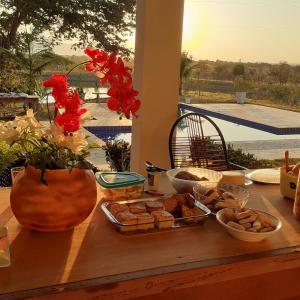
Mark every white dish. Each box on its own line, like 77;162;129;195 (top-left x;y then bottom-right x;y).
166;167;222;194
246;169;280;184
216;208;282;242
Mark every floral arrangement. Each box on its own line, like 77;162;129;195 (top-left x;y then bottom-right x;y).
0;47;140;183
43;47;140;133
102;139;131;172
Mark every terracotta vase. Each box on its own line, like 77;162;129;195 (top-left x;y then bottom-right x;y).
10;165;97;232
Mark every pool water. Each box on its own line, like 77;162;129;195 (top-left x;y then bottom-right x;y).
197;117;300;142
111;114;300;145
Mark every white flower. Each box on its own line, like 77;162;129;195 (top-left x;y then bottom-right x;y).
12;118;29;131
46;123;65;145
62;132;88;153
24;109;43;129
0;109;43;145
47;123;64;136
34;128;47;138
45;123;88;153
12;109;43;132
0;122;20;144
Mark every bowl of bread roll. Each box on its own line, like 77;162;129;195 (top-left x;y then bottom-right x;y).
193;183;249;214
216;207;282;242
166;167;222;194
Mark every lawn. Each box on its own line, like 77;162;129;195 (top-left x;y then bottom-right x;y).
184;91;300;113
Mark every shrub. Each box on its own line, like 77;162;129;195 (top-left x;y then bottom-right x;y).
0;141;23;174
0;57;27;92
102;139;131;172
227;144;298;169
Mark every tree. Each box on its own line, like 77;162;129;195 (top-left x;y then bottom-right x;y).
268;62;291;85
233;63;245;77
0;0;135;55
213;62;232;80
193;62;210;96
180;52;194;96
0;33;71;94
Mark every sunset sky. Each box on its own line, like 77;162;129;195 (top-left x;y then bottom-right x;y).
54;0;300;64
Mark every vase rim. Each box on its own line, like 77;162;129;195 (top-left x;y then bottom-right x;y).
26;165;92;174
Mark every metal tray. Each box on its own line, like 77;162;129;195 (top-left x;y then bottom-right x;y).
100;196;211;234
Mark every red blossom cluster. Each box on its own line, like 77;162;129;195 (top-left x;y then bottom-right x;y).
42;75;86;133
84;47;140;118
42;47;140;133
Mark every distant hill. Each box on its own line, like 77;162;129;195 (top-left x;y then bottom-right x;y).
43;54;134;73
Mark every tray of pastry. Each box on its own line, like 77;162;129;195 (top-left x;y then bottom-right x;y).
101;193;211;234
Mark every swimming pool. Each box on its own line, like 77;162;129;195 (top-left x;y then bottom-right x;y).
85;107;300;144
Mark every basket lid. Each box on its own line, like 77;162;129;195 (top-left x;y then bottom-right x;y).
96;172;145;188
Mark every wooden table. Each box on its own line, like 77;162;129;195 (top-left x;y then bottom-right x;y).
1;177;300;300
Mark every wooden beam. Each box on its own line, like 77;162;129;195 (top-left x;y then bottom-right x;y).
130;0;184;174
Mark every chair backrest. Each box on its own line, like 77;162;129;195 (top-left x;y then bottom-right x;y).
169;112;229;171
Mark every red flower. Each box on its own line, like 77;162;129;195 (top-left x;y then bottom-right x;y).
42;74;69;107
84;47;109;72
43;74;68;90
43;47;140;136
54;90;86;133
107;97;120;111
54;113;81;133
84;47;140;118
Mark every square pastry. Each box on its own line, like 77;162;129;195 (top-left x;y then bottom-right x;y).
117;212;138;232
151;211;174;229
145;201;165;213
136;213;155;230
129;203;147;214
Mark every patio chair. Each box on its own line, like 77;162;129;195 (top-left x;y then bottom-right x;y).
168;112;243;171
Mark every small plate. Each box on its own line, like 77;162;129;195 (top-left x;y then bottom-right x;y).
246;169;280;184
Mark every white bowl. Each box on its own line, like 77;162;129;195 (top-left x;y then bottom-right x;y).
216;208;282;242
166;167;223;194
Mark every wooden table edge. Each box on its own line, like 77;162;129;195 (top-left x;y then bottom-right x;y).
2;244;300;300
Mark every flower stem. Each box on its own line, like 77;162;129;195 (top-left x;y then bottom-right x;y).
65;61;90;76
46;94;52;124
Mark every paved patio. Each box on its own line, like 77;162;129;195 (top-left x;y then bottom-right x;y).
180;103;300;135
82;103;132;127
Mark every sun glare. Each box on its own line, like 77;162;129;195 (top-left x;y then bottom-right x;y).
182;2;210;57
